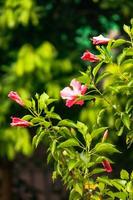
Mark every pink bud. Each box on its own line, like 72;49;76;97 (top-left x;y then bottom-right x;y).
10;117;31;127
92;35;110;45
102;130;109;143
8;91;24;106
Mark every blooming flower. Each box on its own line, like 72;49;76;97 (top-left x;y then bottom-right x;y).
60;79;87;107
10;117;31;127
92;35;110;45
102;160;112;173
81;50;100;62
8;91;24;106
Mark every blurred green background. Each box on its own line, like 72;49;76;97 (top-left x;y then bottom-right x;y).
0;0;132;198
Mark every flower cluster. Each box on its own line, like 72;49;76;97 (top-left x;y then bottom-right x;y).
60;34;110;107
60;34;112;173
8;91;30;127
81;35;110;62
8;33;112;176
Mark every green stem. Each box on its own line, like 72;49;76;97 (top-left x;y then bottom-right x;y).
28;108;38;117
93;84;121;114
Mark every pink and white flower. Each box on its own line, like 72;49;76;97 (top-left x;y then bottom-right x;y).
92;35;110;45
102;160;112;173
8;91;24;106
11;117;31;127
81;50;100;62
60;79;87;107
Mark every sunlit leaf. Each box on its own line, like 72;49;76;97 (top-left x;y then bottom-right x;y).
120;169;129;180
58;138;80;148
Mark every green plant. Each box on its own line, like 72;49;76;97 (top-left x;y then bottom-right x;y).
9;19;133;199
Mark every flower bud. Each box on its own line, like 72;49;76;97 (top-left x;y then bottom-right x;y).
102;129;109;143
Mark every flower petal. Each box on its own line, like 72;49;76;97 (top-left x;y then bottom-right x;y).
81;85;88;95
70;79;81;92
60;87;74;100
102;160;112;173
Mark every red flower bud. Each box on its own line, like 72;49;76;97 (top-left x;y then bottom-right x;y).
81;50;100;62
11;117;31;127
8;91;24;106
102;160;112;173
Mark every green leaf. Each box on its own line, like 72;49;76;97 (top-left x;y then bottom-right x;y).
80;152;90;164
58;127;71;137
113;192;127;199
68;160;79;171
112;39;127;48
52;171;57;182
126;181;133;192
121;113;131;130
96;156;111;163
74;183;83;196
46;112;61;120
69;189;81;200
120;169;129;180
117;50;126;65
58;138;80;148
91;127;108;139
111;179;126;191
97;109;106;125
79;95;95;101
131;171;133;181
85;134;92;149
77;121;88;138
85;162;95;168
96;71;111;84
56;162;62;176
95;143;120;154
97;182;105;191
41;120;51;128
117;126;124;136
97;177;112;186
121;59;133;67
24;99;32;108
90;168;105;176
47;98;57;105
125;47;133;56
31;98;36;110
22;115;33;121
32;131;45;148
92;61;103;78
78;71;91;84
38;92;49;110
51;140;57;155
58;119;77;128
123;24;131;37
126;131;133;148
115;118;121;130
31;117;43;123
40;92;49;101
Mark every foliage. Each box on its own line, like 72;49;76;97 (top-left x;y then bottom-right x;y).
0;0;127;160
9;19;133;199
